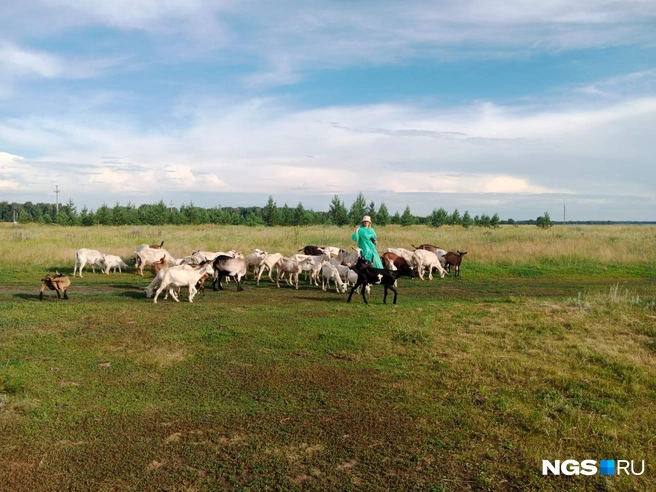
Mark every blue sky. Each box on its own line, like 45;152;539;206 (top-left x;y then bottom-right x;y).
1;0;655;220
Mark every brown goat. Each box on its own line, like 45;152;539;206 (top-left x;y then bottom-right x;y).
40;272;70;300
195;272;211;296
149;255;168;276
149;240;165;249
381;251;411;270
412;243;444;254
443;251;467;277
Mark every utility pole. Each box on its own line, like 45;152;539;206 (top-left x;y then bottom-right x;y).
563;203;566;225
55;185;60;214
169;200;174;213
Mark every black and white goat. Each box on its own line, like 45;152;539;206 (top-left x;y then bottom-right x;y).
347;256;416;305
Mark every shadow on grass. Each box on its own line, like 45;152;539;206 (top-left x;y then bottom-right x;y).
116;290;148;299
13;293;68;301
107;283;145;290
295;295;346;303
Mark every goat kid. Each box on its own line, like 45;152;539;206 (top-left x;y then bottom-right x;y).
98;254;129;274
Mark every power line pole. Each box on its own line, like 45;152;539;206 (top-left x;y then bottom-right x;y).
563;203;566;225
54;185;60;214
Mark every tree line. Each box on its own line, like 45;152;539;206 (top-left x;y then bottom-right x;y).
1;193;539;228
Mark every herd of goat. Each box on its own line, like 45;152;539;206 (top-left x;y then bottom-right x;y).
40;241;467;305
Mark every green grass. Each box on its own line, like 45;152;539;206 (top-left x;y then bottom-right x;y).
0;224;655;490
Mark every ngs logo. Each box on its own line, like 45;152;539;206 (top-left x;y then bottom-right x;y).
542;460;645;476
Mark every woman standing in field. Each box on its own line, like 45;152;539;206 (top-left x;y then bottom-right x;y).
352;215;384;268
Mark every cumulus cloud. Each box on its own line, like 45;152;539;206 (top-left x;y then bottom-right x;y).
2;88;653;213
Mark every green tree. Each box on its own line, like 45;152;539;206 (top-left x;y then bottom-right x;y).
400;205;415;226
80;206;95;226
490;213;500;228
376;202;391;226
349;192;367;225
95;203;113;225
461;211;473;228
448;209;462;225
329;195;349;226
428;207;448;227
366;200;376;218
536;211;553;229
18;208;32;223
262;196;280;226
150;200;169;225
112;202;128;225
280;203;293;226
293;202;311;226
244;210;265;226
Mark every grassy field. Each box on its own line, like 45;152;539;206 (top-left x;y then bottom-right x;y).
1;223;655;491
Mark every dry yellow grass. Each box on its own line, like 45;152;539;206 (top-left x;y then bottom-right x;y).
1;223;654;268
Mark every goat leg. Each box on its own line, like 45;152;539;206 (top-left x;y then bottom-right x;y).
347;283;359;303
389;285;399;304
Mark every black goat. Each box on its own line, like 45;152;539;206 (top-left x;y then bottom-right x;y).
298;245;324;256
347;257;416;305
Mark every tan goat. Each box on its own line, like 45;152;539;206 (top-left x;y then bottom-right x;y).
39;272;71;300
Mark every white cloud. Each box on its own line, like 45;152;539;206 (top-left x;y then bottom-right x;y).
0;42;127;97
2;88;654;212
0;42;62;78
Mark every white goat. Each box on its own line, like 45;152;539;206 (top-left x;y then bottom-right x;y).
276;256;316;289
256;253;284;284
321;263;347;293
291;253;327;286
153;263;214;304
320;246;343;258
411;249;447;280
98;254;129;274
144;264;195;298
245;249;268;279
190;250;237;264
74;248;104;277
135;247;175;276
